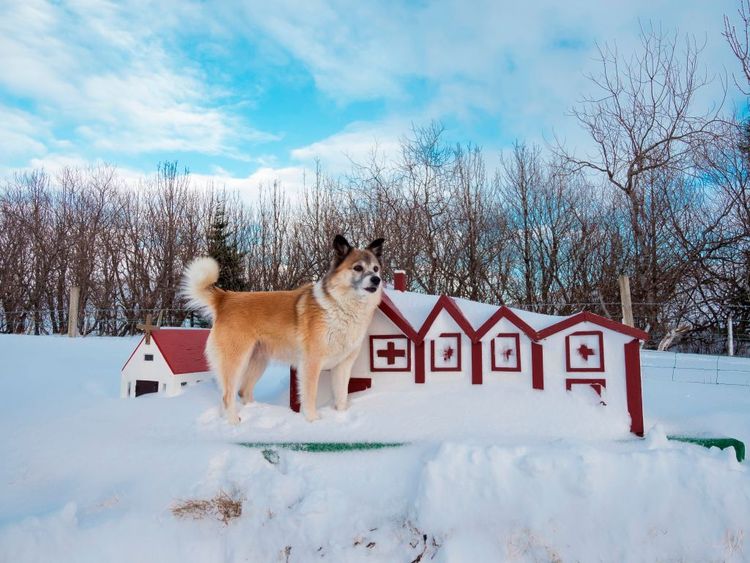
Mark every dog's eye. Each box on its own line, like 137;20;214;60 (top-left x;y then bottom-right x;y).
374;266;379;273
353;265;363;272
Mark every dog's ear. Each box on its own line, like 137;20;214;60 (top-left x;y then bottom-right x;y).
367;238;384;259
333;234;352;260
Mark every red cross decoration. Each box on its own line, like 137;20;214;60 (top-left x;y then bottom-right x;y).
577;343;595;361
443;346;454;362
566;331;604;372
377;340;406;365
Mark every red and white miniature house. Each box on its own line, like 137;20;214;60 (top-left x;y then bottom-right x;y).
121;328;210;398
310;273;650;436
535;312;648;435
473;306;541;388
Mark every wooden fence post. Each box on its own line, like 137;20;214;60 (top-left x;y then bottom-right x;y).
618;275;634;328
67;286;80;337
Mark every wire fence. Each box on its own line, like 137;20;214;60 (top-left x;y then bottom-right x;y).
0;308;208;337
641;350;750;387
1;302;746;358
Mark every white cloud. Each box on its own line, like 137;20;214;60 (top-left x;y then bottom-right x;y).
238;0;738;150
11;152;308;206
290;120;406;175
0;0;275;160
0;105;48;159
188;166;309;204
2;0;740;184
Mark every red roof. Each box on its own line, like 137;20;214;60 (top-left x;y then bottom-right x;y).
123;328;210;375
474;306;539;341
379;293;419;341
536;311;649;341
417;295;477;342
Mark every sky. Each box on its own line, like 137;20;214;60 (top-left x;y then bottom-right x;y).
0;0;744;197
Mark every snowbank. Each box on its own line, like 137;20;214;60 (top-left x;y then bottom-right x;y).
1;334;749;562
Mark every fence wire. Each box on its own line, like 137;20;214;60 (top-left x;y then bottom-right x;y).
1;303;746;358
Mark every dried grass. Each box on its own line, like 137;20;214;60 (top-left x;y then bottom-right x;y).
171;489;243;525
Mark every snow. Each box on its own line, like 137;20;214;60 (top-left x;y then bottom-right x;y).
385;290;572;333
507;306;569;331
451;296;498;327
1;334;749;562
383;289;438;329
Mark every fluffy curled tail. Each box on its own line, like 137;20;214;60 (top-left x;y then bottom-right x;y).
182;257;220;319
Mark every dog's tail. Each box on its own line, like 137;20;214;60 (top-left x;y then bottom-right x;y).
181;257;221;319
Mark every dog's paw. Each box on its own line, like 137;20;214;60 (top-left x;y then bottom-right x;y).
226;411;241;425
335;400;349;412
304;410;320;422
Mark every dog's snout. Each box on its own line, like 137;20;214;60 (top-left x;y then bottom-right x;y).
371;276;381;286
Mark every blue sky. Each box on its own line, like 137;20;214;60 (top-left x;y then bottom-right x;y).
0;0;742;196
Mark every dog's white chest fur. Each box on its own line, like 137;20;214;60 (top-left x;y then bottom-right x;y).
313;283;375;368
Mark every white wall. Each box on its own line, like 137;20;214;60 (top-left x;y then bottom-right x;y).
121;339;210;398
479;317;533;385
539;322;634;411
121;339;171;397
423;311;472;383
351;309;415;389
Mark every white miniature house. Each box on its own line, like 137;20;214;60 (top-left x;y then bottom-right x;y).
121;328;211;398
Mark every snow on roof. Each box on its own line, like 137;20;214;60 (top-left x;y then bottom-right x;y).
385;291;581;337
506;307;570;332
451;297;499;327
384;289;439;330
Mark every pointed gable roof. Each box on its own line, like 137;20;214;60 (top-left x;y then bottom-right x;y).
417;295;477;342
122;328;210;375
379;293;419;341
475;306;539;340
536;311;649;341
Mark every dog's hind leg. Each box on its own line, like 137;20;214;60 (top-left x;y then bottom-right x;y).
298;356;322;422
212;339;254;425
239;347;268;405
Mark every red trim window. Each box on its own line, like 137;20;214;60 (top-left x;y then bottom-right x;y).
491;333;521;372
565;331;605;372
566;378;607;405
566;378;606;396
430;333;462;372
369;335;411;372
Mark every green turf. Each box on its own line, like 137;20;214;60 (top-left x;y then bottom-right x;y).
237;441;406;453
240;438;746;462
667;436;745;462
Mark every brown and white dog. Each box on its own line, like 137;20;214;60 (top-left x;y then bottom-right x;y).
182;235;384;424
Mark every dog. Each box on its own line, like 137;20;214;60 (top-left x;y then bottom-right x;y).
182;235;384;424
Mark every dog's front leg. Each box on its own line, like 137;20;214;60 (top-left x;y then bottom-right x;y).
299;357;323;422
331;349;359;411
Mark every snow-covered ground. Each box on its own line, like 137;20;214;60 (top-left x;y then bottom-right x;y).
1;334;749;562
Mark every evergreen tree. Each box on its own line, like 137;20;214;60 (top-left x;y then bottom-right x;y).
207;198;247;291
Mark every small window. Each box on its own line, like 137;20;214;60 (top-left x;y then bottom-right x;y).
181;382;187;387
144;354;154;361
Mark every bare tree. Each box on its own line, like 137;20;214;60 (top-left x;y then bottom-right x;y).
724;0;750;93
560;24;725;329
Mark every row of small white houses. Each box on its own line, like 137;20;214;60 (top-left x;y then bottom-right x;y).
122;285;648;435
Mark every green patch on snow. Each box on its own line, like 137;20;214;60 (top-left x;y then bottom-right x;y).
237;441;406;453
667;435;745;463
